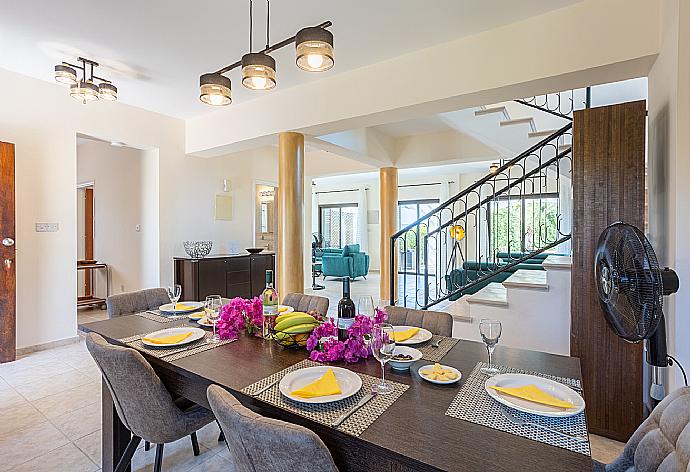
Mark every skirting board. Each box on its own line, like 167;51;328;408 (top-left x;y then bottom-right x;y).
16;335;80;357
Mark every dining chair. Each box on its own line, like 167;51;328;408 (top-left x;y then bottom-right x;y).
86;333;216;472
207;385;339;472
106;287;170;318
592;386;690;471
282;293;330;316
384;305;453;337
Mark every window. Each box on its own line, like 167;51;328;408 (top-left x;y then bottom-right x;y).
397;199;439;275
319;204;359;248
488;194;559;253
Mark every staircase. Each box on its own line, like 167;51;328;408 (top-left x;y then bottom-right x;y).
390;92;576;313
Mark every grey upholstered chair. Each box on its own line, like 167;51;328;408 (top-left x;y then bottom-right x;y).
384;305;453;337
207;385;339;472
593;387;690;471
106;287;170;318
282;293;329;316
86;333;215;472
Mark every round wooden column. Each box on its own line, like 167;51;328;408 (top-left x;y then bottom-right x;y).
379;167;398;302
277;132;305;296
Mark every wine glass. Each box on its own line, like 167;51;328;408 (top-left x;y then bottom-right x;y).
167;284;182;311
357;296;375;319
371;323;396;395
479;319;502;375
205;295;222;343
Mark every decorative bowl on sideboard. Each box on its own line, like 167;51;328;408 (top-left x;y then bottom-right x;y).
183;241;213;259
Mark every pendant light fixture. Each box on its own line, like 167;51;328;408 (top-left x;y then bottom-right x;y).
241;0;276;91
54;57;117;104
199;1;333;106
295;26;334;72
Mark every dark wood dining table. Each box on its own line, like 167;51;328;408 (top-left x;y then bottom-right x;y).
80;316;594;472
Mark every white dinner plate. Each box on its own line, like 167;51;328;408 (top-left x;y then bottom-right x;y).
418;364;462;385
188;311;205;320
279;366;362;404
389;346;423;370
484;373;585;418
141;327;206;348
277;305;294;315
392;326;433;345
159;301;204;314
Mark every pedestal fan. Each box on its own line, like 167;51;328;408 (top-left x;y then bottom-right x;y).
594;222;685;403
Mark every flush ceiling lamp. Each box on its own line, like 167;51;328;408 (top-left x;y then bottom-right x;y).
54;57;117;104
199;0;333;106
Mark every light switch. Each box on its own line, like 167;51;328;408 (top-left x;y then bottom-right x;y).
36;222;59;232
135;224;141;232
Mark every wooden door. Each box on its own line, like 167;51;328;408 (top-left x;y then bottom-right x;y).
84;187;94;296
571;101;646;441
0;142;16;363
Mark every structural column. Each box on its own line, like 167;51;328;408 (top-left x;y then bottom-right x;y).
379;167;398;302
277;132;305;296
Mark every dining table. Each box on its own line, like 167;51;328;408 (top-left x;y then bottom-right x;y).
79;315;594;472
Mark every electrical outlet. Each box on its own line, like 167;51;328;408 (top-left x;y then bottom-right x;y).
135;224;141;232
36;222;59;232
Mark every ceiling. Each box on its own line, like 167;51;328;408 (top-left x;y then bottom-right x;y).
0;0;578;119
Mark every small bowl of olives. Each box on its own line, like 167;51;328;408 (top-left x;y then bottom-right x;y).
389;346;423;371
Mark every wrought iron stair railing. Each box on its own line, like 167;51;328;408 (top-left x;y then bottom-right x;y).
390;98;574;309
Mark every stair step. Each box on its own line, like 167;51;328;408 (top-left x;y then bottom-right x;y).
474;106;509;118
543;255;572;270
466;282;508;306
503;269;548;290
500;117;535;128
528;129;561;138
559;144;572;153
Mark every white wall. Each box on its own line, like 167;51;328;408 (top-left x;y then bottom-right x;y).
648;0;690;393
77;140;159;295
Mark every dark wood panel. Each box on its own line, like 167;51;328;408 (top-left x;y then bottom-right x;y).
197;259;227;299
250;254;274;297
571;100;646;441
0;142;15;363
81;315;592;472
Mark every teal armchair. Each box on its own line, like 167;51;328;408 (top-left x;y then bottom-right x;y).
321;244;370;280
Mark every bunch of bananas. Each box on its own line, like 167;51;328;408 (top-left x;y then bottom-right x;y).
272;311;321;347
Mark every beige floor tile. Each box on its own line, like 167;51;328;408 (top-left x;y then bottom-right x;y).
12;367;96;401
0;360;76;388
0;352;60;376
0;385;30;411
0;402;46;435
11;443;99;472
187;452;234;472
32;381;101;420
131;434;216;472
74;430;102;467
590;433;625;464
0;420;70;471
60;351;97;370
51;401;102;441
194;421;225;455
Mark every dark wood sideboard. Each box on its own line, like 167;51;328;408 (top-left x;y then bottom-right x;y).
173;253;275;301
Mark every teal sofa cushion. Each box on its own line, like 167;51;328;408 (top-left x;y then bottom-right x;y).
321;245;369;279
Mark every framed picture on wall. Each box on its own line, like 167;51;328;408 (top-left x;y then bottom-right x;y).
215;195;233;220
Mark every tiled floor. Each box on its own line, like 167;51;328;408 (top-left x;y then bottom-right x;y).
1;305;624;471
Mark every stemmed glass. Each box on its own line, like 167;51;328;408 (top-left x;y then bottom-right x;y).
205;295;222;343
479;319;502;376
371;323;396;395
357;296;375;319
167;284;182;311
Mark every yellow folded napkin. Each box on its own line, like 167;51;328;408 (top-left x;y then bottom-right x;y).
392;328;420;342
489;384;575;409
291;368;342;398
278;306;290;313
142;332;193;345
171;303;194;311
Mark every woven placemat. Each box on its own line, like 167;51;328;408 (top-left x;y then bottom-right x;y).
242;359;409;437
445;362;589;455
135;310;196;323
119;328;235;360
415;335;459;362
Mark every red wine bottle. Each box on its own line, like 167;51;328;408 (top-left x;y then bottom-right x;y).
337;277;356;341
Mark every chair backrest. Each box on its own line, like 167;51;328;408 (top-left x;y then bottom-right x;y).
207;385;338;472
384;305;453;337
603;387;690;471
85;333;190;444
106;288;170;318
282;293;329;316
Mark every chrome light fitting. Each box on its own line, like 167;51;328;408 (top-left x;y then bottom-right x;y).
199;0;333;106
54;57;117;104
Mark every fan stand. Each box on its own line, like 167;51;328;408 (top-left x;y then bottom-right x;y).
647;314;669;406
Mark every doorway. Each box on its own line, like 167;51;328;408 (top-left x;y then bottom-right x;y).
0;141;16;363
77;183;95;299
